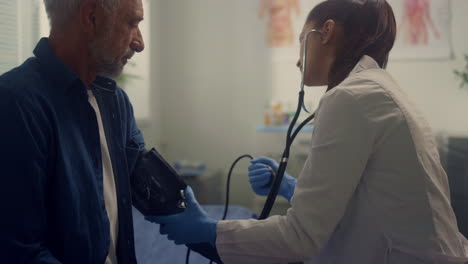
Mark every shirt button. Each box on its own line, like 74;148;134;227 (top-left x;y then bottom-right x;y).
102;203;106;209
95;159;102;167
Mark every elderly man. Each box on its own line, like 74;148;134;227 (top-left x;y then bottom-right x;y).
0;0;146;263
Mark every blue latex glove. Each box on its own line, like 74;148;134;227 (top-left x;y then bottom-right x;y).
248;156;297;201
145;186;218;246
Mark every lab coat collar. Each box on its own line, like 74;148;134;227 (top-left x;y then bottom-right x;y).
349;55;381;76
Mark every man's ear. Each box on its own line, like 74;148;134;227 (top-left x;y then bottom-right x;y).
321;19;336;45
80;0;98;37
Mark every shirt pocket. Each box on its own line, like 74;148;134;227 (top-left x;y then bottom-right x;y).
125;139;141;174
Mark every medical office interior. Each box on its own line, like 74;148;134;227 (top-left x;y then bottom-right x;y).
1;0;467;263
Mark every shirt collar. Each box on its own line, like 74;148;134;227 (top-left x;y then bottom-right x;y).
33;37;117;95
349;55;381;76
33;38;81;91
92;76;117;95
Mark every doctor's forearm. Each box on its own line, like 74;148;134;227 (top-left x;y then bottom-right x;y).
216;213;322;264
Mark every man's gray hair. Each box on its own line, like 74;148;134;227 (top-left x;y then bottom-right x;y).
43;0;121;30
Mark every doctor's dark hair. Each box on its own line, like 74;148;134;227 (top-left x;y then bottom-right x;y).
307;0;396;90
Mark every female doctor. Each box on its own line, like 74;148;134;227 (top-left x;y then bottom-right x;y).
147;0;468;263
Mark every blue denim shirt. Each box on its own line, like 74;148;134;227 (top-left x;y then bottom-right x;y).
0;38;145;264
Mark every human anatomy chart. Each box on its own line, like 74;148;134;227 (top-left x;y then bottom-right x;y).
257;0;452;61
258;0;301;48
389;0;452;60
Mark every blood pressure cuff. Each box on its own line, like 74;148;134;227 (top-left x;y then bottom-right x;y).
131;148;187;216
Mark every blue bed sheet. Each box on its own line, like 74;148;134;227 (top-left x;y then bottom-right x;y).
133;205;256;264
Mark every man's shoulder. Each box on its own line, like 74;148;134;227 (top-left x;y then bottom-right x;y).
0;57;45;99
114;85;135;112
0;58;53;121
114;85;131;102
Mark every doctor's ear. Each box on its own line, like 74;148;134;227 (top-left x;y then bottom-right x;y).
320;19;336;45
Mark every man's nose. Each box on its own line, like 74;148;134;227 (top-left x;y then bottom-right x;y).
131;28;145;53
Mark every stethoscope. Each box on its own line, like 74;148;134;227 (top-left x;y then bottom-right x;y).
223;29;325;221
192;29;325;264
258;29;323;219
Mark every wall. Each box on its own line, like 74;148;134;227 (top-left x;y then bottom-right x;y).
153;0;272;170
272;0;468;135
148;0;468;209
387;0;468;136
123;0;151;122
136;0;162;148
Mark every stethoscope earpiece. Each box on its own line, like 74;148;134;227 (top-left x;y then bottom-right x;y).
301;29;324;113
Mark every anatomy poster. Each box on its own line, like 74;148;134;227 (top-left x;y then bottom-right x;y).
258;0;318;60
389;0;453;60
258;0;453;61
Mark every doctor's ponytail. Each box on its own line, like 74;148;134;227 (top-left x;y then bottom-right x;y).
307;0;396;90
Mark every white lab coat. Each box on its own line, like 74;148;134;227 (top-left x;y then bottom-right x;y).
216;56;468;264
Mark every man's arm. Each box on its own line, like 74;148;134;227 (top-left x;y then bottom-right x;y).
0;90;61;263
123;91;224;262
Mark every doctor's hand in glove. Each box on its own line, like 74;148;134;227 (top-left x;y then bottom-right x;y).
145;186;218;246
248;156;297;202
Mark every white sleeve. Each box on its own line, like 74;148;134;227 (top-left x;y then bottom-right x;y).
216;88;376;264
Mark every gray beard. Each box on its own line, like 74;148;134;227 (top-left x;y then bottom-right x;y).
89;39;123;79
